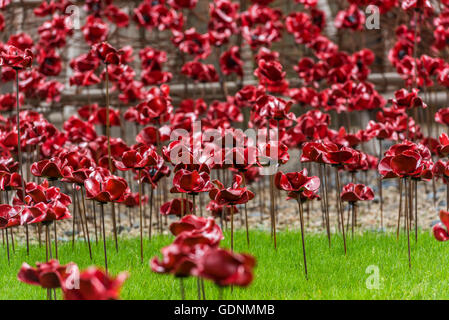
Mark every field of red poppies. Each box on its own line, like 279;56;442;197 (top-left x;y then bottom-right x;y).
1;0;449;301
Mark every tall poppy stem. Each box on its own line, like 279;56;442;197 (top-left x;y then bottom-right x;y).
396;178;403;241
414;179;418;243
241;174;250;248
80;187;92;260
351;203;356;238
180;278;185;300
54;221;58;260
180;192;185;218
406;178;412;269
335;166;347;255
100;203;108;273
5;229;9;264
432;176;437;207
104;63;118;253
46;224;53;260
197;277;201;300
319;164;331;247
10;228;15;253
92;201;98;244
45;223;52;301
257;178;264;223
266;119;276;248
230;205;234;251
14;68;29;255
378;139;383;229
201;279;206;300
297;199;308;280
138;169;144;263
269;174;276;249
71;189;77;248
149;187;154;241
446;183;448;212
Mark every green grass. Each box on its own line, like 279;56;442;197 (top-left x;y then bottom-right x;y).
1;229;449;299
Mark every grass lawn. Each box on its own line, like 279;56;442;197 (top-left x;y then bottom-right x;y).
1;229;448;300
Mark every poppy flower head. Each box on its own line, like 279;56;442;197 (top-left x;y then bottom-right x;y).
84;170;128;203
194;248;256;287
92;42;122;65
17;260;74;289
63;266;128;300
275;169;320;195
172;169;213;195
340;183;374;203
0;45;33;70
433;210;449;241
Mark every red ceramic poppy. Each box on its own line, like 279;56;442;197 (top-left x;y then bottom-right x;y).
70;52;100;73
431;162;449;188
0;172;23;192
31;158;64;180
225;147;258;173
21;201;72;226
401;0;433;11
211;174;255;206
170;214;214;235
169;214;224;247
133;96;173;122
38;14;73;49
7;32;33;51
334;4;365;31
0;204;22;228
160;198;193;216
84;170;128;203
172;169;213;195
390;88;427;110
0;45;33;69
254;94;295;121
104;4;130;27
18;260;73;289
438;133;449;157
219;46;243;77
82;15;109;45
194;248;256;287
63;267;128;300
340;183;374;203
114;148;159;171
168;0;198;9
88;107;121;127
254;59;288;92
378;141;431;179
433;210;449;241
172;28;210;59
139;159;171;188
206;200;237;220
285;11;320;45
63;116;97;143
93;42;121;65
436;108;449;126
275;169;320;197
122;192;148;208
37;49;62;76
20;180;71;206
0;13;5;32
181;61;218;83
151;242;206;277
